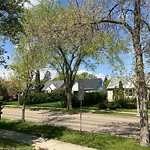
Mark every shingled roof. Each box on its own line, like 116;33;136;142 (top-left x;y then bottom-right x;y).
42;80;64;91
82;78;103;90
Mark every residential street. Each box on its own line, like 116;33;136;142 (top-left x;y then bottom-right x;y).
2;107;140;139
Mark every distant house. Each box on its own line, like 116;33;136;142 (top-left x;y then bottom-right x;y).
107;75;150;101
72;78;104;93
41;80;64;93
42;78;104;93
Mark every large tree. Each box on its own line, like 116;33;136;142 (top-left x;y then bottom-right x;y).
0;0;28;66
24;1;127;109
78;0;150;146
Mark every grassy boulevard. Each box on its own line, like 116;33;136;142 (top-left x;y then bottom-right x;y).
0;137;32;149
1;118;150;150
2;101;150;149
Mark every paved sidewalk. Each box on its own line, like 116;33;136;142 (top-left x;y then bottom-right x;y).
0;129;97;150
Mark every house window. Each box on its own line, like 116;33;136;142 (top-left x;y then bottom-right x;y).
125;89;133;97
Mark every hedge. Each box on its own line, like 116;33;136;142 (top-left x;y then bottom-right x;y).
105;98;137;110
71;92;107;108
19;90;107;108
19;89;66;105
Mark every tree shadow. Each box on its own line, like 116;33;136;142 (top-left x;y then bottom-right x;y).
0;119;68;141
0;137;31;149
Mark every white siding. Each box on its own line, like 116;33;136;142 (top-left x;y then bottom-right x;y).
107;90;113;102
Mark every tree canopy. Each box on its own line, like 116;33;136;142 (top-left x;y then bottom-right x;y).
0;0;28;66
21;0;127;109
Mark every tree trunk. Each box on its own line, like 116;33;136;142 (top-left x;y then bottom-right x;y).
66;86;73;109
22;102;25;122
22;92;27;122
133;0;149;146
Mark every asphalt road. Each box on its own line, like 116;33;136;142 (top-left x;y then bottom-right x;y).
2;107;140;139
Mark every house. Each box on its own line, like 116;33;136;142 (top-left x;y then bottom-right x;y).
42;78;104;93
107;75;150;101
41;80;64;93
72;78;104;93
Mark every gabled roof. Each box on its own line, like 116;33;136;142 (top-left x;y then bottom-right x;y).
82;78;103;90
107;74;150;89
42;80;64;91
107;76;135;89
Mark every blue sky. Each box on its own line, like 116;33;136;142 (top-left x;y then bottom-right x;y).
0;0;147;80
0;40;134;80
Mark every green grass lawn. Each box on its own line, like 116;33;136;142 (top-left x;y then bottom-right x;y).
0;137;32;149
29;101;63;108
3;101;150;117
0;118;150;150
3;101;19;106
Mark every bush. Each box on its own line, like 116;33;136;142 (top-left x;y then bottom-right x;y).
105;101;120;110
19;89;66;105
0;96;3;101
98;101;107;109
118;98;136;109
0;84;9;101
19;90;107;108
72;92;107;108
106;98;137;110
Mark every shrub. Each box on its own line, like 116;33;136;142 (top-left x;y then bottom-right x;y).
106;98;136;110
19;89;66;105
0;84;9;101
19;90;107;108
0;96;3;101
106;101;120;110
98;101;107;109
72;91;107;108
117;98;136;109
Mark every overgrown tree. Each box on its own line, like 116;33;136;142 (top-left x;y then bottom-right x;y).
78;0;150;146
25;1;126;109
72;0;149;146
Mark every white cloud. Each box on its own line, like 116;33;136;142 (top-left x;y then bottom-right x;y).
24;0;40;8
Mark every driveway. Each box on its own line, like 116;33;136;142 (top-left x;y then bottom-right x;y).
2;107;140;139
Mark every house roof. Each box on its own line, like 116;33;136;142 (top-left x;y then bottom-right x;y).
72;78;103;92
82;78;103;90
42;80;64;91
107;74;150;89
107;76;135;89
